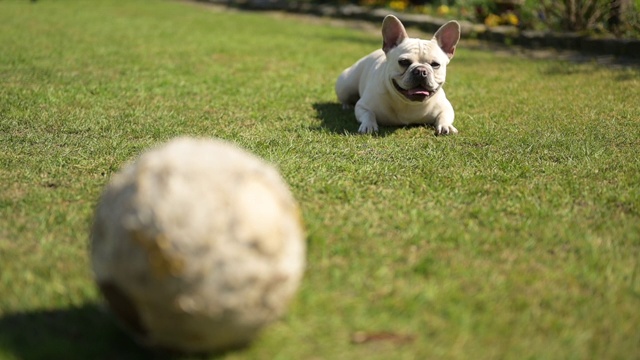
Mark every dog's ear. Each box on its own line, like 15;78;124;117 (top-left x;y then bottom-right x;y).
433;21;461;59
382;15;408;53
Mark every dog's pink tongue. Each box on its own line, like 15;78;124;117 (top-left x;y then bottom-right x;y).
408;88;430;96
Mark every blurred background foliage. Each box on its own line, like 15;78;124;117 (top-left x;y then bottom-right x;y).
273;0;640;38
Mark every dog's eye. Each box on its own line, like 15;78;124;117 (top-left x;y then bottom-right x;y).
398;58;411;68
431;62;441;69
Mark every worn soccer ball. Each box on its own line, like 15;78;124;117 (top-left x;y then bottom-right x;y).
90;137;305;353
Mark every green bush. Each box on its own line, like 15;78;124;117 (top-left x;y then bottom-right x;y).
382;0;640;37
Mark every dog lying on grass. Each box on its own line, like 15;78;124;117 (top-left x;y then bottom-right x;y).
336;15;461;135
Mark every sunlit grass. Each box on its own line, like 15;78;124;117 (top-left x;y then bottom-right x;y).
1;0;639;359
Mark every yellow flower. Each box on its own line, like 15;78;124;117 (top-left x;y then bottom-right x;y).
389;0;408;11
436;5;449;16
502;12;519;26
484;13;501;27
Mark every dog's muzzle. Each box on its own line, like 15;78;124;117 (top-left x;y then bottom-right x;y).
393;66;439;102
393;79;438;102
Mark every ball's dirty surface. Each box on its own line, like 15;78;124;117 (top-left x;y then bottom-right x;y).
90;137;305;353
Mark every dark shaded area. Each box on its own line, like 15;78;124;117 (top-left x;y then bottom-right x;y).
0;304;156;360
99;281;148;337
312;102;359;134
0;304;253;360
312;102;403;136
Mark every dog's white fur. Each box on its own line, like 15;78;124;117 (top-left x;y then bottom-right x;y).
336;15;461;135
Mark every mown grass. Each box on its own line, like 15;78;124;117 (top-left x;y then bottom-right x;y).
1;0;639;359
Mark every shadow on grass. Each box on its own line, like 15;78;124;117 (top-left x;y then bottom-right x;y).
0;304;251;360
0;304;160;360
312;102;399;136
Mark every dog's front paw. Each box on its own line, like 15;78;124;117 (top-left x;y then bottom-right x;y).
358;121;379;134
341;103;353;110
435;124;458;136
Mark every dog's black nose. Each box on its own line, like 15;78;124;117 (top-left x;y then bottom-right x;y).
412;67;429;78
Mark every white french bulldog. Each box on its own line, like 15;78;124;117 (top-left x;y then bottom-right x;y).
335;15;461;135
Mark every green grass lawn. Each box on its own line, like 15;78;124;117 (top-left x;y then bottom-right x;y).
1;0;639;359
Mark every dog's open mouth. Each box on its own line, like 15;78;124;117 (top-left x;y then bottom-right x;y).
393;80;434;102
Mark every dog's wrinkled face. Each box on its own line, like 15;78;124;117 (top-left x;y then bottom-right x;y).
380;16;460;103
388;40;450;102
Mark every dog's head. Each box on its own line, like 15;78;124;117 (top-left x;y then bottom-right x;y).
381;15;460;102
